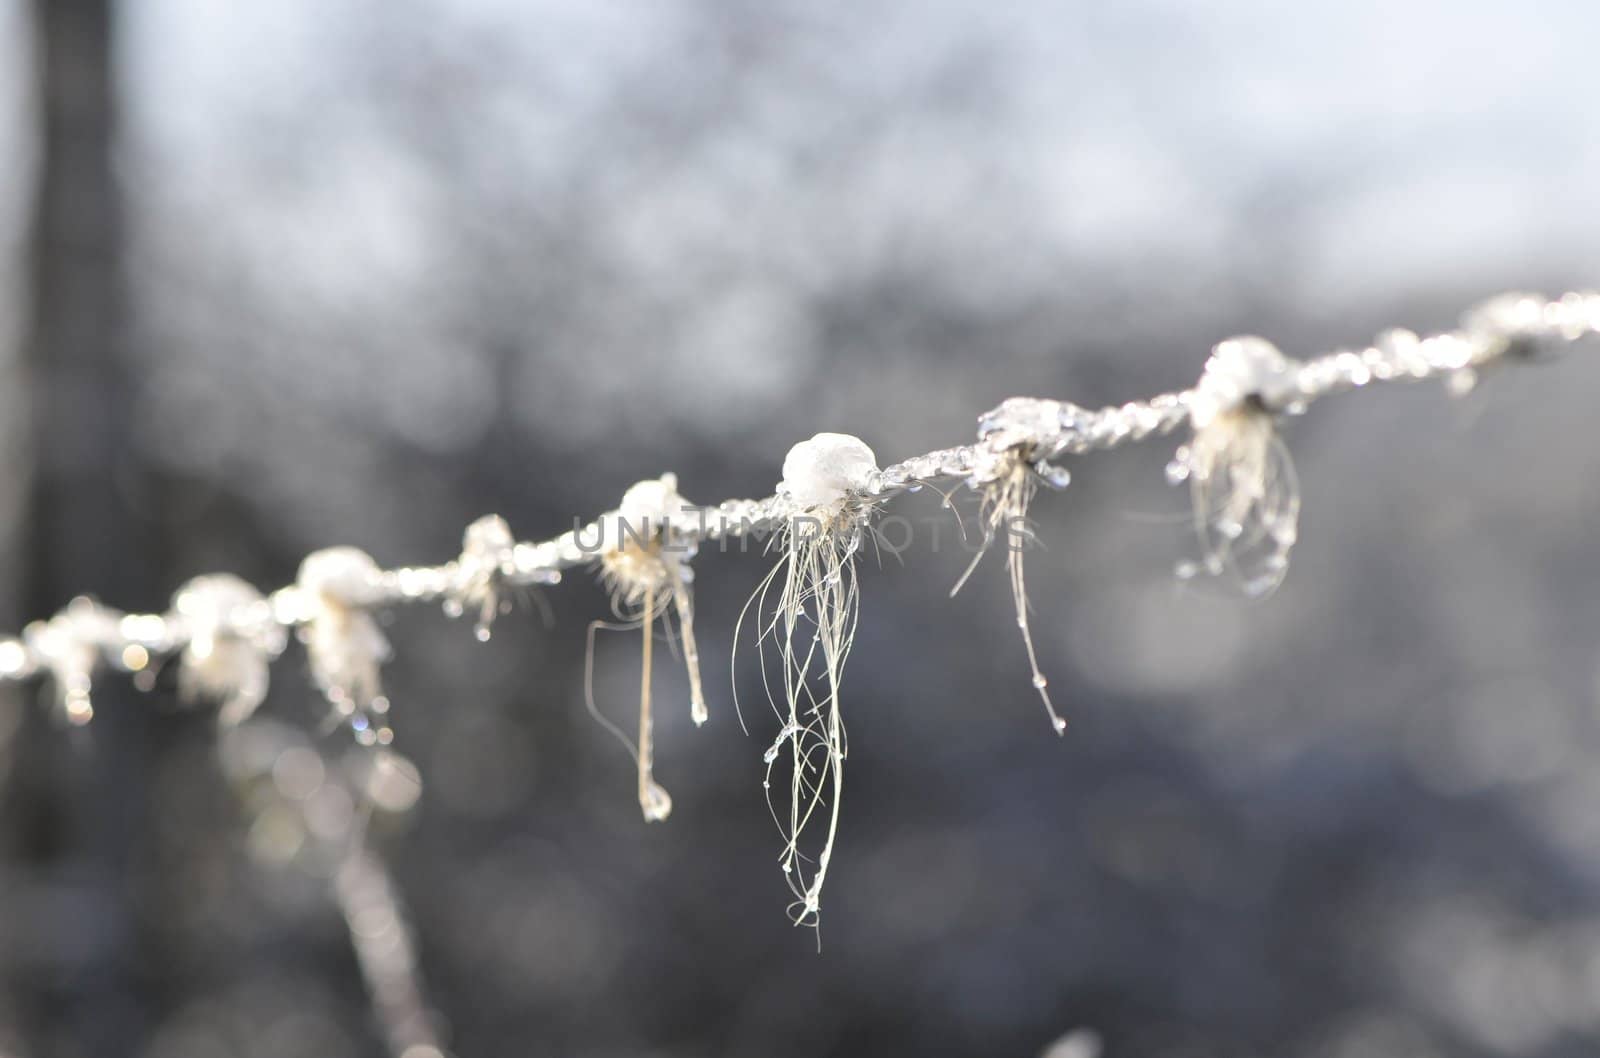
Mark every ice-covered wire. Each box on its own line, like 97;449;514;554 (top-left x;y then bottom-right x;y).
0;289;1590;712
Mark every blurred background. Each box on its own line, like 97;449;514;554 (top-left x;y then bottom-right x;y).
2;1;1600;1056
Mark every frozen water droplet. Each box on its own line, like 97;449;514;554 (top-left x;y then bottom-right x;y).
1217;519;1244;540
442;599;464;619
1038;462;1071;489
641;782;673;822
1051;716;1067;734
763;744;781;764
1174;560;1200;580
1242;577;1275;599
474;623;492;643
1165;460;1190;485
1203;554;1225;575
1031;675;1049;690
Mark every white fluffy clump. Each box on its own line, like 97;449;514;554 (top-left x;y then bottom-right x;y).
1171;337;1302;597
779;432;878;514
621;475;687;523
1188;336;1298;428
296;547;393;745
298;546;385;609
23;599;116;725
173;573;286;729
595;473;695;558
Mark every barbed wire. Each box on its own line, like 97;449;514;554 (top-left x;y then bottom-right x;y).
4;290;1592;719
3;288;1595;1048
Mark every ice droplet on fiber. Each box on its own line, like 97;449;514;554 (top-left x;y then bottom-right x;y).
641;781;673;822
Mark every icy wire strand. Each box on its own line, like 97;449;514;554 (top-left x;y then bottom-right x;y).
0;290;1594;685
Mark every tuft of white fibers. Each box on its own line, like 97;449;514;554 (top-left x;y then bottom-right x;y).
586;473;706;824
448;514;516;641
173;573;287;729
957;399;1074;734
296;547;394;746
1168;336;1301;597
22;597;117;726
741;432;879;929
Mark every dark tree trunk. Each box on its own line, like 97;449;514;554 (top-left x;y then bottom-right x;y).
12;1;154;1054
